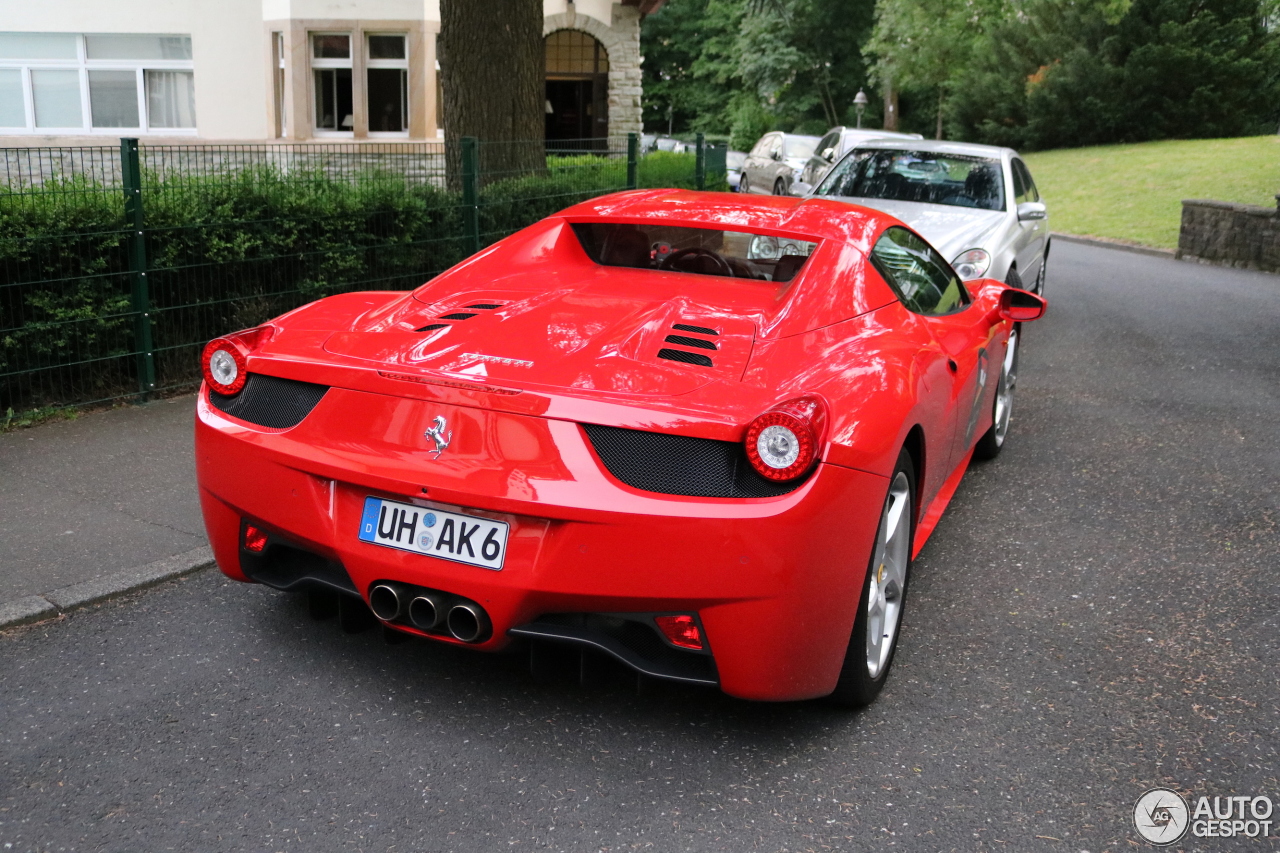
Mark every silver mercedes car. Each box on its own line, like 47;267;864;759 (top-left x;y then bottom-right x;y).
809;139;1049;293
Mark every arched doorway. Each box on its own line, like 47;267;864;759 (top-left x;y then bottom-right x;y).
545;30;609;149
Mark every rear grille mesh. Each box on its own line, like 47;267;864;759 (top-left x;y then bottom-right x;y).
582;423;804;498
209;374;329;429
657;348;713;367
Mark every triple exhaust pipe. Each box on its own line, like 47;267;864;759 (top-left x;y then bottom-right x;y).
369;582;491;643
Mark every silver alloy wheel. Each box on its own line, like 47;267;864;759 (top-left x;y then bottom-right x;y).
992;328;1019;446
773;178;787;196
866;470;911;679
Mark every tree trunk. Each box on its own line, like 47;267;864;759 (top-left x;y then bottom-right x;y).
935;88;944;139
882;74;899;131
440;0;545;190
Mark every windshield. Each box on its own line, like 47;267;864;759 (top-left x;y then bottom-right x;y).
814;149;1006;211
572;222;818;283
783;137;818;160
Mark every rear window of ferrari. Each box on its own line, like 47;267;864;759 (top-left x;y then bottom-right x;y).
571;222;818;283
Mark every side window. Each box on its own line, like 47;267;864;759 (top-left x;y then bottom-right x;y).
750;136;769;157
768;135;783;160
1014;159;1040;202
870;226;970;316
1011;160;1029;205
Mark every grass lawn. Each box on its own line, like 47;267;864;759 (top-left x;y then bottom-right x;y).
1022;135;1280;250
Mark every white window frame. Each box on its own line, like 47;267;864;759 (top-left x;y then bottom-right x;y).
365;32;408;138
0;33;196;136
310;32;353;137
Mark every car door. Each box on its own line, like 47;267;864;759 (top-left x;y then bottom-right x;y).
744;134;774;193
764;134;785;191
870;227;991;494
1010;158;1047;281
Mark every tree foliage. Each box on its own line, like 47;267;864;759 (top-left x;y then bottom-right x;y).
644;0;1280;150
641;0;877;143
949;0;1280;149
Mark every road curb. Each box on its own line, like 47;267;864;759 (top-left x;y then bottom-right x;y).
1054;232;1177;260
0;546;215;631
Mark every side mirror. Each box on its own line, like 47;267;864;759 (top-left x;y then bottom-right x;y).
998;288;1047;322
771;149;782;161
821;147;835;161
1017;201;1047;221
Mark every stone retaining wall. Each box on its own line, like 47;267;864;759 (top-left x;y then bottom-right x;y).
1177;197;1280;273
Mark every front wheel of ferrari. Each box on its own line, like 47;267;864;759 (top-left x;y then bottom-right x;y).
974;327;1019;460
829;449;915;708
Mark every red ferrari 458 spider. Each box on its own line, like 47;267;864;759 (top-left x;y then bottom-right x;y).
195;189;1046;705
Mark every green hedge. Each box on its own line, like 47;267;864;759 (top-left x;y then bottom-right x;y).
0;150;705;414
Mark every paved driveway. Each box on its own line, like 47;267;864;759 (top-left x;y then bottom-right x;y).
1;241;1277;852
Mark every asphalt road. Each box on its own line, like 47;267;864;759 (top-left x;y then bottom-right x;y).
2;241;1278;852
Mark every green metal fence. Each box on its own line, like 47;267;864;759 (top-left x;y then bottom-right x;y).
1;133;725;419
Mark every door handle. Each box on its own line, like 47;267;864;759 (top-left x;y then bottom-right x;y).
947;358;958;373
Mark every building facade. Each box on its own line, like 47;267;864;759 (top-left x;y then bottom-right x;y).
0;0;661;143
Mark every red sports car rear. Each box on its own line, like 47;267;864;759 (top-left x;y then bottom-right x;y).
195;189;1045;703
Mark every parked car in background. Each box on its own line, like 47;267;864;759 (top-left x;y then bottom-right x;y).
726;150;747;191
810;139;1050;293
640;133;658;153
654;137;689;154
739;132;820;196
793;127;925;194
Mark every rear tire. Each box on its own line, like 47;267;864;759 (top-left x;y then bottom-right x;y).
773;178;787;196
830;449;915;708
739;175;751;195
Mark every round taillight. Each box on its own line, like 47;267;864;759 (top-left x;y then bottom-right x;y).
202;338;248;395
744;404;821;482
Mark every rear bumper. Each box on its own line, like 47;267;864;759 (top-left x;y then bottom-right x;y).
195;385;888;701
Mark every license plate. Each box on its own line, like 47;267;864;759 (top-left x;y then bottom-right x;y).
358;497;509;571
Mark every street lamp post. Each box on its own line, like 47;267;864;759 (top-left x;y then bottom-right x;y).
854;89;868;129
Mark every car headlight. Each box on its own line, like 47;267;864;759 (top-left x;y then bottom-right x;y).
950;248;991;281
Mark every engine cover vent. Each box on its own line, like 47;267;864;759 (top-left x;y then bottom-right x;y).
657;348;713;367
664;334;717;351
671;323;718;336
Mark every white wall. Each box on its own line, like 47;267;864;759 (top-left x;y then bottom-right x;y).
2;0;267;139
263;0;426;21
197;0;267;138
